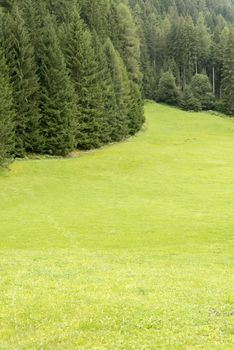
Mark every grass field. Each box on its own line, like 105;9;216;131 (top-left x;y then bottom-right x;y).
0;102;233;349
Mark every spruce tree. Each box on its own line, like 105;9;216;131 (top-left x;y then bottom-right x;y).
79;0;109;39
0;47;15;167
132;3;157;99
92;33;118;144
104;39;130;142
180;88;202;111
33;3;77;155
128;82;144;135
117;4;145;136
115;3;142;84
195;14;211;73
157;71;180;105
60;6;104;149
1;4;40;156
221;29;234;115
190;73;214;110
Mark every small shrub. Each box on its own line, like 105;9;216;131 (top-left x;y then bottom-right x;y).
157;71;180;105
180;88;202;111
190;74;214;110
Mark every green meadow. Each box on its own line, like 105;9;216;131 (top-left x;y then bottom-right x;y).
0;102;233;349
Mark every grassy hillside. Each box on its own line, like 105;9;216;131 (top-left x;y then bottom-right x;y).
0;102;233;349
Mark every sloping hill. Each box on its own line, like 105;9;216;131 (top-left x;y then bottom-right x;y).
0;102;233;349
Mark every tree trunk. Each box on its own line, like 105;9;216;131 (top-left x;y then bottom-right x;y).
183;65;186;89
212;65;215;95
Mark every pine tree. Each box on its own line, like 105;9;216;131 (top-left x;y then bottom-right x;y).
113;2;142;84
180;87;201;111
190;73;214;110
128;82;144;135
1;4;40;156
60;6;104;149
165;57;181;86
0;47;15;166
106;3;145;137
79;0;109;39
132;3;157;99
44;0;76;24
104;39;130;141
33;2;77;155
221;28;234;115
195;13;211;73
92;33;118;144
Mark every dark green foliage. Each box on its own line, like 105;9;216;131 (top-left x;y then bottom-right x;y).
221;28;234;115
0;0;144;161
60;7;105;149
0;48;15;166
168;15;198;88
190;74;215;110
1;4;40;156
128;82;145;135
113;3;142;84
104;39;130;142
157;71;180;105
92;34;117;144
112;3;144;133
132;3;155;99
180;88;202;111
33;3;77;156
214;99;226;114
0;0;12;11
190;74;212;97
129;0;234;113
79;0;109;39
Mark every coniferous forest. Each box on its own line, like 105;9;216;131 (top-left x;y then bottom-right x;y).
0;0;234;167
130;0;234;114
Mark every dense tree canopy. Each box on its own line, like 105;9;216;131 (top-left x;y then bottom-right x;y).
0;47;15;166
130;0;234;113
0;0;144;165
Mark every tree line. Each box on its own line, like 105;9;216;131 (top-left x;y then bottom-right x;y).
130;0;234;114
0;0;144;166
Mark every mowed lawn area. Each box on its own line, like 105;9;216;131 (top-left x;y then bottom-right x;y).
0;102;233;349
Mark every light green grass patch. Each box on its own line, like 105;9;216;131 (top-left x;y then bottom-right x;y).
0;102;233;349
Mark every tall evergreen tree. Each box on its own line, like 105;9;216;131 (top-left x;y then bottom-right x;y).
33;2;77;155
112;3;144;135
0;47;15;166
221;28;234;115
79;0;109;39
190;73;214;110
1;3;40;156
128;82;144;135
195;13;211;73
92;33;118;144
132;3;157;99
60;5;104;149
113;2;142;84
104;39;130;141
